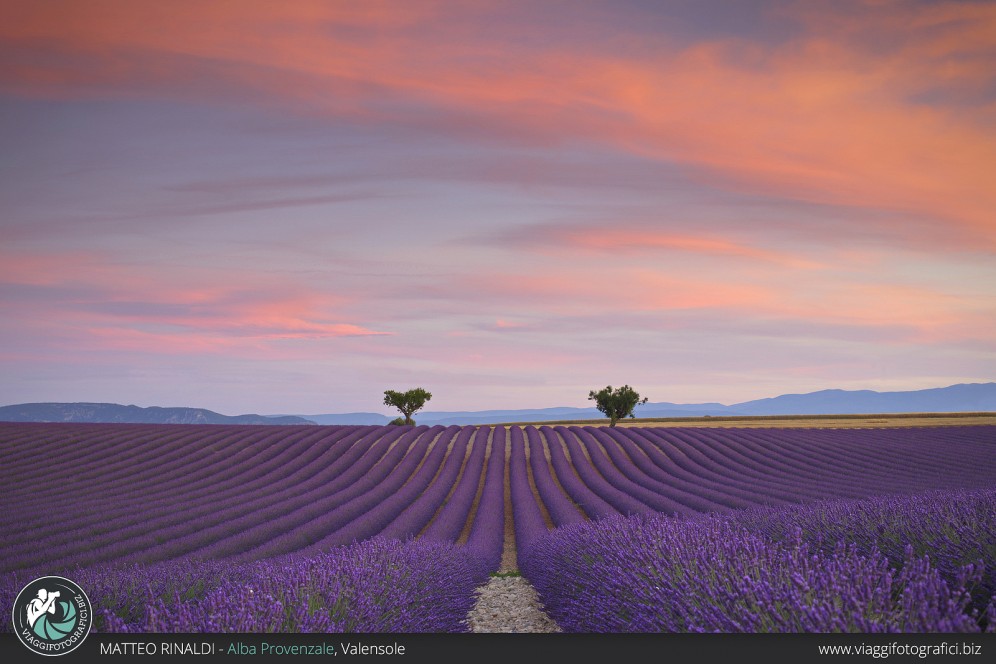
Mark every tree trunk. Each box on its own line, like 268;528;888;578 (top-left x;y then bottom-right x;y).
404;415;413;425
609;416;617;427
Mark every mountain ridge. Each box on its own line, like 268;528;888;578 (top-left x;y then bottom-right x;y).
2;382;993;426
0;402;313;425
296;382;995;426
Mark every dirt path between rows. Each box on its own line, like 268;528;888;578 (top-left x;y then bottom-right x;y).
467;575;561;633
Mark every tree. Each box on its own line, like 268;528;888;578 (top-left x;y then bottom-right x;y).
588;385;648;427
383;388;432;426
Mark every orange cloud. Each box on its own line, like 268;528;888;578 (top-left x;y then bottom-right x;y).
0;247;391;358
772;281;993;345
458;268;777;316
555;227;823;269
442;259;992;348
1;1;992;250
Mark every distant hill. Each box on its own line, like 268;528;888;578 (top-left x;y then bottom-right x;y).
729;382;996;416
0;403;314;425
298;382;996;425
4;383;992;426
295;412;393;426
292;405;734;426
407;404;735;425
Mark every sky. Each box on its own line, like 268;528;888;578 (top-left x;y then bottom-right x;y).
1;0;994;415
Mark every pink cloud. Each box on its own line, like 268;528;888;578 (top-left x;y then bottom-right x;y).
405;258;992;349
1;2;993;411
0;1;992;250
0;248;391;358
499;223;824;269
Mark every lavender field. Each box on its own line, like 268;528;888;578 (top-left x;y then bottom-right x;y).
2;422;994;632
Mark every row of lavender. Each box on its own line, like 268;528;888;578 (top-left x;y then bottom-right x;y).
0;538;492;632
2;424;509;573
509;425;995;560
2;422;994;632
2;421;508;632
4;490;993;633
508;425;995;631
3;423;994;575
519;488;996;632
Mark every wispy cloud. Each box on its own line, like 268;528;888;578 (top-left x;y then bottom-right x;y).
485;221;824;268
2;1;993;248
1;1;993;411
0;249;391;360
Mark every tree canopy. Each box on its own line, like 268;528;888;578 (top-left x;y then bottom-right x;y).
383;388;432;426
588;385;648;427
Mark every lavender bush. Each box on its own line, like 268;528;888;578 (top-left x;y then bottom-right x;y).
509;426;548;555
555;426;652;517
719;488;996;618
2;538;490;633
524;426;586;527
3;422;994;634
521;512;990;632
542;426;618;520
379;426;474;540
420;427;490;542
463;427;506;570
5;423;993;574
